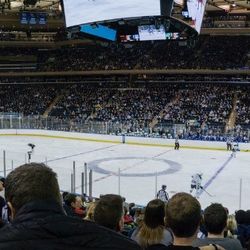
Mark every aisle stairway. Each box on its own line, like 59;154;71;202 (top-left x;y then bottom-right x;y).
225;93;238;133
149;94;180;129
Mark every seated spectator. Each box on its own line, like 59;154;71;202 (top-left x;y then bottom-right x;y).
225;214;238;239
147;192;224;250
131;199;172;249
0;177;6;228
235;210;250;248
94;194;124;232
63;193;85;218
123;206;136;236
0;163;141;250
193;203;242;250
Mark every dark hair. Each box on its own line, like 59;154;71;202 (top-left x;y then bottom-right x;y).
5;163;61;211
137;199;166;248
0;177;5;185
165;192;201;238
94;194;123;231
62;191;69;201
64;193;77;207
204;203;227;234
235;210;246;224
144;199;165;228
245;210;250;225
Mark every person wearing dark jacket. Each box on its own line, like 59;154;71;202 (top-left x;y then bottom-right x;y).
0;163;141;250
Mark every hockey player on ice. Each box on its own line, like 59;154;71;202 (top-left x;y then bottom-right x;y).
231;142;239;158
27;143;35;163
157;185;169;203
190;173;203;198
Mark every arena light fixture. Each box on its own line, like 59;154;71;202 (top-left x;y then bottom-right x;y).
10;1;24;8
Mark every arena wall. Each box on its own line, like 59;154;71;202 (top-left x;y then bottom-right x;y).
0;129;249;152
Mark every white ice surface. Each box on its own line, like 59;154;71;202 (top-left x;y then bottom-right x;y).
0;135;249;213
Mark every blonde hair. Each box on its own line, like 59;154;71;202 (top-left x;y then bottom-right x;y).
226;214;238;238
138;222;165;249
84;202;98;221
137;199;166;249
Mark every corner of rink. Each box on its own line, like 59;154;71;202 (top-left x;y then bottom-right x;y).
0;129;249;152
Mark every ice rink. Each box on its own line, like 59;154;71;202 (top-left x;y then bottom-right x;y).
0;134;250;213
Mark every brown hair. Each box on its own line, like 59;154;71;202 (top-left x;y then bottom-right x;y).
94;194;123;231
138;199;166;249
5;163;61;211
165;192;201;238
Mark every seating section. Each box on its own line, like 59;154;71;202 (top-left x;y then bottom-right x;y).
0;83;249;141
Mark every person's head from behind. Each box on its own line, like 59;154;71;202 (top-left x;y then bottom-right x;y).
165;192;201;238
235;210;246;224
5;163;61;219
94;194;123;232
144;199;165;229
203;203;227;235
162;185;166;190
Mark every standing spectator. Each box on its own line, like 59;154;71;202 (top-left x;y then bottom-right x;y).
157;185;169;203
193;203;242;250
0;163;141;250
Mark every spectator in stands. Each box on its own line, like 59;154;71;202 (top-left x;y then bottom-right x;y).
84;201;98;221
0;163;141;250
63;194;85;218
147;192;224;250
131;199;173;249
225;214;238;239
235;210;249;248
94;194;124;232
193;203;242;250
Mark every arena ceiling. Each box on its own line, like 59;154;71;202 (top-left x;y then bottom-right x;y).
0;0;249;14
206;0;250;13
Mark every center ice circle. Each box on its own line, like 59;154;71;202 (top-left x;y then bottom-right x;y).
88;157;182;177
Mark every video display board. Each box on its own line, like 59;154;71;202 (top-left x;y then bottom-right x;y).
63;0;161;27
80;24;117;41
138;25;166;41
120;24;183;42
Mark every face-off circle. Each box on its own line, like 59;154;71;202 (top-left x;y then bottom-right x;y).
88;157;182;177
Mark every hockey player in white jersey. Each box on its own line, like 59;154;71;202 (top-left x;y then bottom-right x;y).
190;173;203;198
231;142;239;158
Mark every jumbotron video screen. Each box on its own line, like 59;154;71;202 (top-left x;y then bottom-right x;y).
62;0;207;35
63;0;161;27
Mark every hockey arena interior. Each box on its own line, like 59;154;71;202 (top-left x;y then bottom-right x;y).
0;0;249;249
